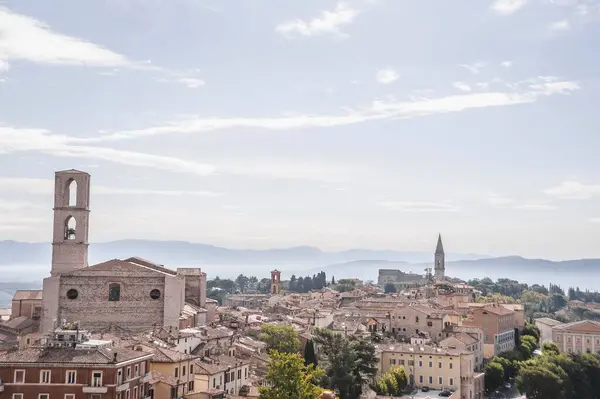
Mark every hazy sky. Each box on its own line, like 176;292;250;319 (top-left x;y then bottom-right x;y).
1;0;600;260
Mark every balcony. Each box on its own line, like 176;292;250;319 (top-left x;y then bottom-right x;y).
83;386;108;394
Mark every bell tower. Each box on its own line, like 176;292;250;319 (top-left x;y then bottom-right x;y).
50;169;91;276
434;233;445;280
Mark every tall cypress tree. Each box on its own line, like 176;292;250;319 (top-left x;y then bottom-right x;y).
304;339;317;366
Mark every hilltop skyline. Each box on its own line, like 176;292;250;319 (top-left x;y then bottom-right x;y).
2;1;600;259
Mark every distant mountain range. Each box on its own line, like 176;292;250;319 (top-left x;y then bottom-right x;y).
0;239;488;267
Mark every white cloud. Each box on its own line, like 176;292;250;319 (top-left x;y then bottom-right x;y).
80;76;579;143
544;181;600;199
0;7;132;67
549;19;571;30
488;195;556;210
590;217;600;224
453;82;472;92
378;201;459;212
491;0;528;15
501;61;513;68
0;127;215;176
0;59;9;72
376;68;400;84
275;2;359;39
459;62;487;74
178;77;205;88
0;177;220;196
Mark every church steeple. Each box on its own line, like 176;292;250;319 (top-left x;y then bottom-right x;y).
435;233;444;255
434;233;445;280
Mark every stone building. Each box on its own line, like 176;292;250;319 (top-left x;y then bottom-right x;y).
463;305;515;358
535;317;563;345
552;320;600;354
41;169;208;334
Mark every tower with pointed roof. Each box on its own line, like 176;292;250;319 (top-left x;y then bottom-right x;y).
434;233;445;280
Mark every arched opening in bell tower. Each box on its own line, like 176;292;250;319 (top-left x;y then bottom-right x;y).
67;179;78;207
64;216;76;240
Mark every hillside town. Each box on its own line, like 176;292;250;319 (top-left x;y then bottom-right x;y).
1;170;598;399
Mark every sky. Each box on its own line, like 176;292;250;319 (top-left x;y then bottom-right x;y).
1;0;600;260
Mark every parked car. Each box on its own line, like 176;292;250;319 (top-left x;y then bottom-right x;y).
504;382;512;389
421;386;430;392
439;389;452;397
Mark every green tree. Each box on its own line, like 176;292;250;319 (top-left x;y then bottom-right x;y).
517;363;565;399
522;322;541;342
384;283;397;293
389;366;408;393
304;339;317;367
259;350;324;399
236;274;250;293
549;293;567;312
348;336;379;398
541;341;560;356
259;325;301;354
484;361;504;393
331;276;336;285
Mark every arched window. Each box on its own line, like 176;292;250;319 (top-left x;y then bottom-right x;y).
67;179;78;207
108;283;121;301
64;216;76;240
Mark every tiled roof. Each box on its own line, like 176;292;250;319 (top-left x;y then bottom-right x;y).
195;359;229;375
553;320;600;333
151;347;199;363
377;343;468;357
1;316;35;331
535;317;563;327
147;369;180;386
68;258;176;276
12;290;43;301
477;306;514;316
0;346;152;365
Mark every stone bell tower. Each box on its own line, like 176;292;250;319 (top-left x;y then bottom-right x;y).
50;169;91;276
270;270;281;295
434;233;445;280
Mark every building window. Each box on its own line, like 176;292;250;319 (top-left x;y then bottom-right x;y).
150;289;161;300
14;369;25;383
117;368;123;384
419;375;423;383
213;378;216;388
127;367;131;380
12;395;24;399
427;321;433;327
109;283;121;301
428;376;433;384
66;289;79;300
428;361;432;368
141;362;146;375
135;364;139;377
182;365;186;376
39;395;50;399
92;396;102;399
65;395;76;399
134;386;138;399
238;369;242;379
449;362;453;369
175;367;179;377
190;364;193;374
126;390;130;399
244;367;247;378
188;381;194;391
438;361;442;368
450;378;454;386
40;370;51;383
66;370;77;384
92;371;102;387
439;376;443;384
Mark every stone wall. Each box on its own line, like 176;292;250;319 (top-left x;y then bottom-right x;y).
57;273;168;332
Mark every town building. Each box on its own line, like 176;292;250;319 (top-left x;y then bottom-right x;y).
40;169;208;334
0;323;153;398
10;290;43;321
464;305;515;358
535;317;563;345
377;344;484;399
552;320;600;354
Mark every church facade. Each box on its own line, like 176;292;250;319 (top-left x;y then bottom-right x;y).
42;169;207;333
377;234;446;286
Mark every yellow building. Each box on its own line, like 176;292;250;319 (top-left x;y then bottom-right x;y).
553;320;600;354
133;345;199;398
378;344;484;399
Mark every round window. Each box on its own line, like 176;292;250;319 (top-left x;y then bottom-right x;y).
150;289;161;300
66;289;79;300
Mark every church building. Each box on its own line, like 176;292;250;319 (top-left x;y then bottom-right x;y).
41;169;207;333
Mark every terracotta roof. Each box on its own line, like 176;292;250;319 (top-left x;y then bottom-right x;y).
377;343;468;357
1;316;35;331
477;306;513;316
69;259;176;276
151;347;199;363
12;290;43;301
125;257;177;275
553;320;600;333
535;317;563;327
147;369;180;386
0;346;152;365
195;360;229;375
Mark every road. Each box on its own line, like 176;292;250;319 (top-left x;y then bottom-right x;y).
488;382;523;399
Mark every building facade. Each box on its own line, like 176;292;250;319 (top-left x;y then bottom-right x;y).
552;320;600;354
535;317;563;345
465;305;515;358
